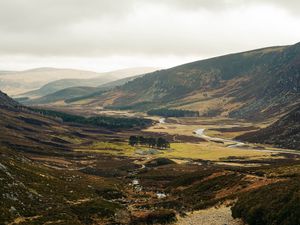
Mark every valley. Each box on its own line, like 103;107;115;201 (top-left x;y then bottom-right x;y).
1;42;300;225
2;0;300;224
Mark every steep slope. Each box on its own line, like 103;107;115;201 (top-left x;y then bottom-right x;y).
238;104;300;150
0;68;101;95
85;42;300;120
0;90;74;154
21;67;158;98
0;91;21;108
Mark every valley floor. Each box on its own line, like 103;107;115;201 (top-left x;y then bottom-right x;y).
1;107;300;224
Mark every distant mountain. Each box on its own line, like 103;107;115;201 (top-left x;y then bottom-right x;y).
81;42;300;121
0;68;101;95
24;73;145;105
0;70;16;75
238;104;300;150
20;67;158;98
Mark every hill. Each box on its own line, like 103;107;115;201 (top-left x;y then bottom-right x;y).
0;89;78;154
0;90;152;154
0;90;132;224
80;42;300;121
20;67;158;99
238;104;300;150
23;73;144;105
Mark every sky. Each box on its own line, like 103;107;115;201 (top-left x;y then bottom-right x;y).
0;0;300;72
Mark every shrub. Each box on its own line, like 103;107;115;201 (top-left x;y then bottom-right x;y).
232;180;300;225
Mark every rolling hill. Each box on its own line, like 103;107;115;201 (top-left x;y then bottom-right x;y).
75;42;300;121
0;68;101;95
20;67;158;99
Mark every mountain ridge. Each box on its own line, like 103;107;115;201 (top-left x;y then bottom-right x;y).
73;43;300;121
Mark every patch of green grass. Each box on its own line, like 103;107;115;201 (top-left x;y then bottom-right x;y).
76;141;136;156
161;143;270;160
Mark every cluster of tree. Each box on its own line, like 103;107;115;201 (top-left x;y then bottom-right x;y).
147;108;199;117
129;136;170;149
32;108;152;129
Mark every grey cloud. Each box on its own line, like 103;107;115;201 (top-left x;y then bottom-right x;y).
152;0;300;12
0;0;299;32
0;0;299;58
0;0;135;32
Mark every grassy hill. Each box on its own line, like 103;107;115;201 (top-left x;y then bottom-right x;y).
80;43;300;121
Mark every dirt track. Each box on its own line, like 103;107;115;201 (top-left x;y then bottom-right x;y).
176;205;244;225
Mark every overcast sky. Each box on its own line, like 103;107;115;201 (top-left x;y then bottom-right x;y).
1;0;300;72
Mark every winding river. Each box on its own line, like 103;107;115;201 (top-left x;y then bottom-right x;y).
195;128;300;155
158;117;300;155
195;128;246;148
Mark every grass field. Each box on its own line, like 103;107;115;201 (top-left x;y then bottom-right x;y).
163;143;272;161
75;141;136;156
